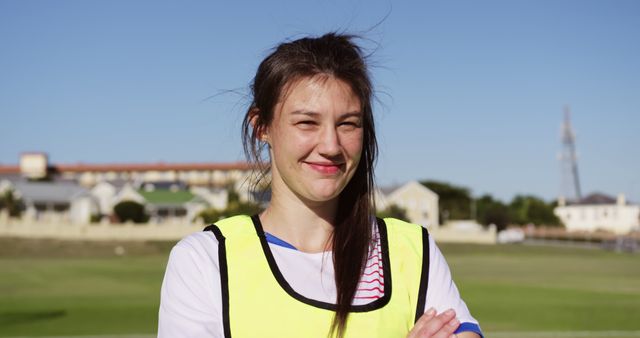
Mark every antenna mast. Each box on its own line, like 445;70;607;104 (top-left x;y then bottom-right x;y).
560;105;582;202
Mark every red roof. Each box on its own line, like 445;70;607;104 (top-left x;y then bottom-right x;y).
0;165;20;174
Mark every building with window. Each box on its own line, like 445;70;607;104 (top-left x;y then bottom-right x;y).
0;152;257;224
376;180;439;228
554;193;640;234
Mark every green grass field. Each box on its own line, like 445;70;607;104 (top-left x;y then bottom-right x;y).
439;243;640;336
1;238;639;337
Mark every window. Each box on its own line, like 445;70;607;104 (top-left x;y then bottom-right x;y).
53;203;69;212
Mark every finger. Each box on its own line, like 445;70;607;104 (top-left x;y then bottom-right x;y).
417;309;456;337
431;316;460;338
407;307;436;337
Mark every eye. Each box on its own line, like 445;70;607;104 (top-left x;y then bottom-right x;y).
341;121;359;126
296;120;318;129
338;120;361;130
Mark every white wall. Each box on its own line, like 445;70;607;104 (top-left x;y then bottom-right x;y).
555;204;640;234
190;187;228;210
91;182;117;215
70;196;98;224
0;219;203;241
384;181;439;228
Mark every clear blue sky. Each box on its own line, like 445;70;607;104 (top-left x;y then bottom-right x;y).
1;0;639;203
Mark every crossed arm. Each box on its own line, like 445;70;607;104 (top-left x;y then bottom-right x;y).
408;308;481;338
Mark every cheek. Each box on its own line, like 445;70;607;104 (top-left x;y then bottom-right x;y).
343;132;364;160
289;131;318;152
270;131;311;163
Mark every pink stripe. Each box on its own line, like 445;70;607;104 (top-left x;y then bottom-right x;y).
357;286;384;292
365;261;381;269
354;295;382;299
362;270;383;277
361;277;382;282
359;279;384;286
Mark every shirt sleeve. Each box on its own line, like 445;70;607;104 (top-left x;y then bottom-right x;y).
158;232;224;338
424;235;484;338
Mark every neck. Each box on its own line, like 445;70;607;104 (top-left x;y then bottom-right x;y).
260;184;337;253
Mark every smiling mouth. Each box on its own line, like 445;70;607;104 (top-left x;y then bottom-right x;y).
305;162;343;174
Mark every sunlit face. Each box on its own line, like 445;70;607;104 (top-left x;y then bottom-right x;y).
265;76;363;204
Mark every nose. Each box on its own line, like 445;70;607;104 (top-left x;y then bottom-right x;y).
317;125;341;157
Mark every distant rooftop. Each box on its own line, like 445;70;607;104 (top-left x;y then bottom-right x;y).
13;181;89;204
578;193;617;205
0;165;19;174
138;190;196;206
0;161;254;174
567;192;634;206
379;185;400;196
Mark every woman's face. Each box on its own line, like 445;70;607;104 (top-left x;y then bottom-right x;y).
265;76;363;205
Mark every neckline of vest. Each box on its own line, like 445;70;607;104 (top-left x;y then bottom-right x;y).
250;214;393;312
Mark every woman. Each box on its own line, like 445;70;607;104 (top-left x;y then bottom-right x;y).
158;33;483;338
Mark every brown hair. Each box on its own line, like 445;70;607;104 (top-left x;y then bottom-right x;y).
242;32;378;337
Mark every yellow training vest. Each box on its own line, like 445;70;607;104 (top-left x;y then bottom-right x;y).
205;215;430;338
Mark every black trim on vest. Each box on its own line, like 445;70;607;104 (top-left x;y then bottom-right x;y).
204;224;232;338
414;227;430;323
250;214;392;312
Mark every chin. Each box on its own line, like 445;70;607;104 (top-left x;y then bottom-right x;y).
305;184;345;202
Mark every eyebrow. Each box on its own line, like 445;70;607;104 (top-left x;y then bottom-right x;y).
290;110;320;117
290;110;362;118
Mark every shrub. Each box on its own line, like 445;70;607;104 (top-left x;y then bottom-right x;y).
376;204;408;221
0;189;24;218
113;201;149;223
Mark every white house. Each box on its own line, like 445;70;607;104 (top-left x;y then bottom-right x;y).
0;179;14;194
91;181;120;216
377;181;439;228
554;193;640;234
112;183;146;205
190;186;229;210
11;181;98;224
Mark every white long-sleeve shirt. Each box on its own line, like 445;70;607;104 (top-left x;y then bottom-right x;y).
158;225;482;337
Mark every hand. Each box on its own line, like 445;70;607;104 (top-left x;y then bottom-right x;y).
407;308;460;338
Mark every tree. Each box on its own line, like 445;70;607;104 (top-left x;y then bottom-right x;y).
113;200;149;223
197;186;263;224
420;180;472;224
0;189;23;217
509;195;561;226
377;204;408;221
198;208;222;224
475;194;511;231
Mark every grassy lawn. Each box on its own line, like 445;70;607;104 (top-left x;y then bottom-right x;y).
0;238;639;337
0;255;164;336
0;239;169;336
439;243;640;335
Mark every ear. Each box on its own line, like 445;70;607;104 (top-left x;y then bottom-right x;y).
249;107;269;143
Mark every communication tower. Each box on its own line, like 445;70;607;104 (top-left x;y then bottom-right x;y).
559;106;582;202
